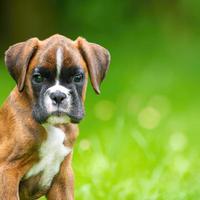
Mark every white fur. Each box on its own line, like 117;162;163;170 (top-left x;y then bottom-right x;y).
25;125;72;187
44;81;71;114
43;47;72;115
48;81;70;95
56;48;63;79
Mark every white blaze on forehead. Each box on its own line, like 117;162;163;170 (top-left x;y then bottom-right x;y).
56;47;63;79
48;81;70;94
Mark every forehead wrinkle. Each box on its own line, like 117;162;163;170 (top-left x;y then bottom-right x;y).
62;46;81;67
39;39;58;60
37;41;84;76
39;46;56;66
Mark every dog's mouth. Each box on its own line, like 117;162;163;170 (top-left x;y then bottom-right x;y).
51;110;66;117
49;110;84;124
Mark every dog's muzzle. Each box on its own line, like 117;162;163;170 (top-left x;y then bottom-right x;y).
43;84;84;124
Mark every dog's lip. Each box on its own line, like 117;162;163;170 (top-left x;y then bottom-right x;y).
50;111;84;123
68;115;82;124
51;110;67;117
67;112;85;124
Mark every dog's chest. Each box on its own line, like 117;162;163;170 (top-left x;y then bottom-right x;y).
25;125;72;187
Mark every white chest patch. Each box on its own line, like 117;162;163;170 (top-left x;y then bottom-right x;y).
25;125;72;187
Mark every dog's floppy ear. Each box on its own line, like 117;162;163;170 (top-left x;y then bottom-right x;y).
5;38;39;92
76;37;110;94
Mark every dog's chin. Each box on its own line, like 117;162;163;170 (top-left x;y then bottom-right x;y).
46;115;70;125
46;111;70;125
41;108;84;125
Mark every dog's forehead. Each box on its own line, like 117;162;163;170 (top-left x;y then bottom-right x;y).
34;35;85;70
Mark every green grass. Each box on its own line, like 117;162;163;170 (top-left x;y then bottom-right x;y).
1;20;200;200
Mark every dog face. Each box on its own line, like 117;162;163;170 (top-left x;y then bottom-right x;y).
5;35;110;125
30;44;87;124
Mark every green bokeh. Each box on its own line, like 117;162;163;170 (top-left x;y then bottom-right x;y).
1;1;200;199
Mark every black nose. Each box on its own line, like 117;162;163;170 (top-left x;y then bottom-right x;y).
50;91;67;105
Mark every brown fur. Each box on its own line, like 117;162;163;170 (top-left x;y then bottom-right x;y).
0;34;110;199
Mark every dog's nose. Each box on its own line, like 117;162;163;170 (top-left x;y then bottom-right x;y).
50;91;67;105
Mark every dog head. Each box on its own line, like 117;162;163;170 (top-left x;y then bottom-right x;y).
5;34;110;124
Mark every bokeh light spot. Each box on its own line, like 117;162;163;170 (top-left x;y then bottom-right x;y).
138;106;161;129
169;132;187;152
173;155;190;175
79;139;91;151
90;154;110;177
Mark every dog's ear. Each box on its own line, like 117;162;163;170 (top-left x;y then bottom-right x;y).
76;37;110;94
5;38;39;92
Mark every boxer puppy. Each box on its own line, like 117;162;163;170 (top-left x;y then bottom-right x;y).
0;34;110;200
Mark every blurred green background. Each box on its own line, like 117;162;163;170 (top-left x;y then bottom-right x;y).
1;1;200;199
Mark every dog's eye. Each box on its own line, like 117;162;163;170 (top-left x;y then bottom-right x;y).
73;73;84;83
33;74;44;83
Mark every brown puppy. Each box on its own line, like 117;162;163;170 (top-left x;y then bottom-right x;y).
0;34;110;200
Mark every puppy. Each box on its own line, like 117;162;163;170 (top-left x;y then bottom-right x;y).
0;34;110;200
